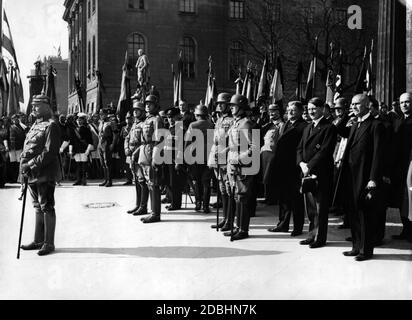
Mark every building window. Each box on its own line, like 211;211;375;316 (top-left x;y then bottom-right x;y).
128;0;145;9
229;40;244;80
179;37;196;79
127;33;146;69
87;0;91;19
334;8;347;25
301;7;315;24
179;0;195;13
88;41;91;76
92;36;96;72
229;0;245;19
92;0;96;13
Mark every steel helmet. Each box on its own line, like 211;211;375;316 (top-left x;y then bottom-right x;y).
217;93;232;104
229;94;249;110
145;95;159;105
132;100;145;111
194;104;209;116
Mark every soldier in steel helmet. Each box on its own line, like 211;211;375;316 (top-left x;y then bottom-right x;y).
185;104;215;213
138;95;165;223
20;95;61;256
208;93;235;229
125;97;149;216
225;94;259;241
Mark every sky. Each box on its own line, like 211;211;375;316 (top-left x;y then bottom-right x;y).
3;0;68;110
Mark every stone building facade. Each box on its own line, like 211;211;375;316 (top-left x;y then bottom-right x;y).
63;0;379;113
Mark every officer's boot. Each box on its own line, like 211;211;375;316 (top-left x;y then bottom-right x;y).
223;197;239;236
232;202;250;241
73;163;82;186
105;166;113;187
211;194;228;229
99;167;108;186
193;181;202;211
128;180;141;214
21;210;44;250
203;182;211;214
38;210;56;256
142;187;161;223
134;182;149;216
81;162;87;185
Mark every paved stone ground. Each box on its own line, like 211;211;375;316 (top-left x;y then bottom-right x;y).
0;181;411;300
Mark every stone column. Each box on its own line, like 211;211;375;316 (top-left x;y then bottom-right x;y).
407;2;412;91
376;0;393;104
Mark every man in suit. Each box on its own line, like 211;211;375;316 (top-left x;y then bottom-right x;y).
185;104;214;213
338;94;385;261
297;97;337;248
268;101;308;236
20;95;61;256
391;92;412;242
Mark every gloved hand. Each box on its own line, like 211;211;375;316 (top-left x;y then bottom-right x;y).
21;163;31;177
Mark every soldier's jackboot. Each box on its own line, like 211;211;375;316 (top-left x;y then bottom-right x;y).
221;195;236;232
81;163;87;185
142;187;161;223
99;168;108;187
128;182;142;214
38;210;56;256
211;194;228;229
203;183;211;213
21;210;44;250
73;164;82;186
105;167;113;187
232;202;250;241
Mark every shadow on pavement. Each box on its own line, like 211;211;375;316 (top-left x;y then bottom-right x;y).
56;246;282;259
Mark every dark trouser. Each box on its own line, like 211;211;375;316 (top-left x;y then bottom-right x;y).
350;205;377;256
168;164;183;209
304;187;331;244
99;149;113;183
141;165;161;216
28;181;56;246
134;165;148;209
233;175;255;233
247;175;258;217
191;164;212;208
277;192;305;233
74;161;87;183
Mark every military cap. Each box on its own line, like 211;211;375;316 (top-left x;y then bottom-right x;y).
32;94;50;105
194;104;209;116
165;107;180;118
77;112;87;119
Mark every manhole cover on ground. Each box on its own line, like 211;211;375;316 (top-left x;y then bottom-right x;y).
84;202;119;209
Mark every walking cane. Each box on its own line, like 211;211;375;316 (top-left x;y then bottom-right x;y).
17;178;29;259
215;143;220;232
331;162;343;208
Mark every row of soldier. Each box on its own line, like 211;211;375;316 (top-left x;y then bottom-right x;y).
15;91;412;259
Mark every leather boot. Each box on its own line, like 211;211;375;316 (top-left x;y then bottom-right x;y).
133;207;148;216
211;194;228;229
139;182;149;210
21;210;44;250
73;164;82;186
38;210;56;256
203;183;211;213
99;168;108;186
152;186;161;216
240;201;251;234
81;162;87;185
220;195;235;232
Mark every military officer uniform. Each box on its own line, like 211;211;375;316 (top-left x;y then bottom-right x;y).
138;95;164;223
98;108;115;187
226;94;259;241
20;95;61;256
185;105;215;213
124;100;148;216
208;93;235;230
164;107;185;210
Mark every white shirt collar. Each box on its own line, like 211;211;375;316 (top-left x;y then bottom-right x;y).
313;116;324;127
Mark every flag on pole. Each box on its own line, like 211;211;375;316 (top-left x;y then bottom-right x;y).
2;10;23;104
45;65;57;113
270;55;284;104
234;68;243;95
173;52;184;106
355;46;368;94
242;61;252;96
305;37;318;101
116;51;132;120
256;55;268;103
6;62;19;115
205;56;217;112
334;48;344;102
296;61;305;102
325;69;334;107
366;39;374;96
